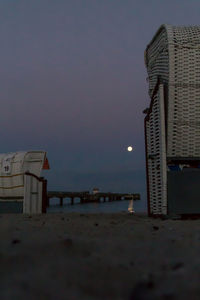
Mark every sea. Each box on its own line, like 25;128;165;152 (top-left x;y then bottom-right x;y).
47;198;147;214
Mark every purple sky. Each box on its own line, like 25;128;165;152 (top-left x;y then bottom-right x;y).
1;0;200;208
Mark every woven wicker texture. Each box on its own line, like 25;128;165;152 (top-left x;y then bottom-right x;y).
145;25;200;158
146;85;167;215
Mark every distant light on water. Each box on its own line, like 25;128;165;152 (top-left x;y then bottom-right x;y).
127;146;133;152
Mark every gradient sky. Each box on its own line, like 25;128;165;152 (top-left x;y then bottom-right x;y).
1;0;200;209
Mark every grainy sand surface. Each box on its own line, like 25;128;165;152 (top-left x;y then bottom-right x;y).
0;212;199;300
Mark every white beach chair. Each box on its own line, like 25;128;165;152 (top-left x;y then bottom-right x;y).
144;25;200;217
0;151;49;214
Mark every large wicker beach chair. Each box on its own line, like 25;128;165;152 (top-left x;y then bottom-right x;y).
144;25;200;217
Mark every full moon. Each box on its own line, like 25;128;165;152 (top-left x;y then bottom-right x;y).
127;146;133;152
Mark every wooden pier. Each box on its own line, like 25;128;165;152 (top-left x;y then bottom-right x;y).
47;191;140;207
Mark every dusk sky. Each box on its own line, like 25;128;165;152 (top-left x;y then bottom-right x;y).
1;0;200;209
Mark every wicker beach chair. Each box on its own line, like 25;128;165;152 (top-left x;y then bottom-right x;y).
144;25;200;217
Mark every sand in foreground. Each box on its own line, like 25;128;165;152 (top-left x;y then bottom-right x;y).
0;212;199;300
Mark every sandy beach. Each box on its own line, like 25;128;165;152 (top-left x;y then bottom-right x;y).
0;212;199;300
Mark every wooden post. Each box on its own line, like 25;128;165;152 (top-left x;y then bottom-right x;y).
46;197;50;207
42;179;47;213
71;197;74;205
60;197;63;206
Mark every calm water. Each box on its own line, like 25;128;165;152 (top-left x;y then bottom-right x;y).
47;198;146;214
